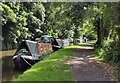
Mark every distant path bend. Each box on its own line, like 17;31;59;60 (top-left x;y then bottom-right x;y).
68;43;116;82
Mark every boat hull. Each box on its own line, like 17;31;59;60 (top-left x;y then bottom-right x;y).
13;55;41;69
52;45;62;51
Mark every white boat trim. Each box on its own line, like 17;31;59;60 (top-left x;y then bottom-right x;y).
13;55;41;60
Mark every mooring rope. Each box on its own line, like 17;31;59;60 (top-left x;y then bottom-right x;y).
22;57;32;67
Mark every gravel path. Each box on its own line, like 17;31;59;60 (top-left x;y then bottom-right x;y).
68;43;116;82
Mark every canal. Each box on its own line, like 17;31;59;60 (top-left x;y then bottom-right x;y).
1;50;25;82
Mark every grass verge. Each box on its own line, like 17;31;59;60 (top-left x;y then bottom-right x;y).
13;45;79;81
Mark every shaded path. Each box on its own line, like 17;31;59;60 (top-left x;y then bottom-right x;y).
68;43;115;82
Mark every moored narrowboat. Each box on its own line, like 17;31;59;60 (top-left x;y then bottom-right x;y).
13;35;70;69
13;39;53;69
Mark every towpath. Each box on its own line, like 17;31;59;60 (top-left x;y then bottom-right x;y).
68;43;116;82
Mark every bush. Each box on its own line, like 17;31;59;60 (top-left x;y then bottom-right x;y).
114;62;120;81
94;39;120;62
94;40;120;81
103;40;120;62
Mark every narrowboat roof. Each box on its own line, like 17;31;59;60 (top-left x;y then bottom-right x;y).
15;40;39;56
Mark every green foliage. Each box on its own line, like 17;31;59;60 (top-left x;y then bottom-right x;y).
94;39;120;81
1;2;96;50
113;60;120;81
82;19;97;40
2;4;17;24
87;4;120;81
94;39;120;62
105;41;120;62
1;2;45;50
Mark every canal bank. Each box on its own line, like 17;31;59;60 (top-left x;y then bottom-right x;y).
14;46;77;81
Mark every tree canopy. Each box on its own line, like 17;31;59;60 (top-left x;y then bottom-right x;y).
0;2;120;81
1;2;120;63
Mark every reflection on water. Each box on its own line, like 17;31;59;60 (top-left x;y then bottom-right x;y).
2;56;24;81
1;50;24;81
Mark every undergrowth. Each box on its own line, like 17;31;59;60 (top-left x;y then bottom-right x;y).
94;40;120;81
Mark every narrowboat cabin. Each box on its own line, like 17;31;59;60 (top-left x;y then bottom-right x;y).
13;39;53;69
35;35;63;51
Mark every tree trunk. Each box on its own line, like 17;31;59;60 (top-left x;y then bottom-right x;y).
95;18;103;47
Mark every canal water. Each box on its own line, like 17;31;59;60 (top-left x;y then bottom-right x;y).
1;50;25;82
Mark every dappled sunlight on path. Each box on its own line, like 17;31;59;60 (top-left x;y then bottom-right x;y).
68;43;116;81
